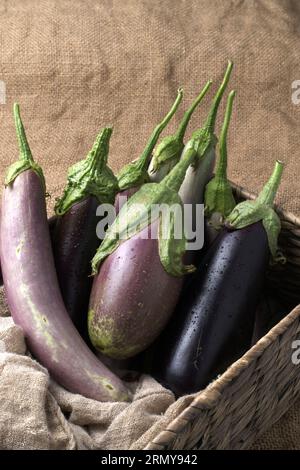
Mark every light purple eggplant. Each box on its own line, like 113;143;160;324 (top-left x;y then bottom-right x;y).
0;104;130;403
89;220;184;359
88;129;206;360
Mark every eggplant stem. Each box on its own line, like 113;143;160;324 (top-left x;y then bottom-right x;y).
54;127;117;215
256;160;284;207
215;90;236;178
204;90;236;222
175;80;212;142
5;104;45;188
137;88;183;171
87;128;113;173
14;103;33;162
203;61;233;133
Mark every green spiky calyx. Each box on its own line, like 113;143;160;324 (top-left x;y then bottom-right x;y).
150;80;212;174
55;128;118;216
150;137;184;174
190;126;218;167
226;160;284;259
204;90;236;229
117;88;183;191
189;60;233;168
205;178;235;230
91;135;202;277
5;104;45;189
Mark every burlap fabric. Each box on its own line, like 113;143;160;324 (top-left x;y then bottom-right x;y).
0;0;300;450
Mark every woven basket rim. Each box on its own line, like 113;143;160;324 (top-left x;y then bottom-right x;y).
145;185;300;451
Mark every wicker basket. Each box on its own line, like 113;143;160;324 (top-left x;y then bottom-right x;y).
144;183;300;450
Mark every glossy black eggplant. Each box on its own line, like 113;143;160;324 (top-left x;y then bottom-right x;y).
152;222;269;395
152;161;284;396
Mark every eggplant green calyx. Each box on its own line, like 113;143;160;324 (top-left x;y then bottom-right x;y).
226;160;284;259
55;128;118;216
91;135;201;277
204;90;236;229
117;88;183;191
149;80;212;174
6;104;45;189
190;60;233;168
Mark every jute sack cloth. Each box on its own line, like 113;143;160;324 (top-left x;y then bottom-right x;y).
0;0;300;449
0;289;196;450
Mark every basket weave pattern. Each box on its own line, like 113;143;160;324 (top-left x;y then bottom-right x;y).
145;184;300;450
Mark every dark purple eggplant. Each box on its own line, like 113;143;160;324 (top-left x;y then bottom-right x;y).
152;161;284;396
48;214;57;235
53;196;99;340
53;129;118;338
0;104;130;402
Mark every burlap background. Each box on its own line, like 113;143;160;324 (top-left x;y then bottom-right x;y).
0;0;300;450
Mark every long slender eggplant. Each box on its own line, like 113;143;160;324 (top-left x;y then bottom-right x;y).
0;104;130;402
148;80;212;182
88;133;207;360
0;213;57;287
53;129;118;338
114;89;183;214
204;90;236;247
151;161;284;396
179;61;233;207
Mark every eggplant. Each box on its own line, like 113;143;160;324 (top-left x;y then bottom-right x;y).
53;129;118;338
114;186;140;215
48;214;58;237
152;161;284;396
88;132;207;360
148;80;212;182
203;90;236;246
0;104;130;402
178;62;233;265
53;196;99;340
0;214;57;287
89;220;184;359
179;61;233;207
